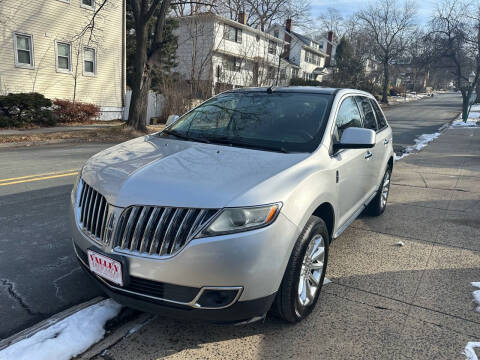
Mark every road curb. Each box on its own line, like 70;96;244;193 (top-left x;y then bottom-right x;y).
0;297;105;351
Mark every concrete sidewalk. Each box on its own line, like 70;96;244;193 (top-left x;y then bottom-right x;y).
90;127;480;360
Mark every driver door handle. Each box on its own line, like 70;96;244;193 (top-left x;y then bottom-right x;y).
365;151;373;159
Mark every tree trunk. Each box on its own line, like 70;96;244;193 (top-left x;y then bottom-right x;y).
462;90;469;122
127;23;149;131
127;70;151;131
382;61;389;104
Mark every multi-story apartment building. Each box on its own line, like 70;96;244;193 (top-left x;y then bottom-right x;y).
173;13;287;95
268;20;329;81
0;0;125;119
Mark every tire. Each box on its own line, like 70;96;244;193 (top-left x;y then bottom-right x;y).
366;166;392;216
272;215;329;323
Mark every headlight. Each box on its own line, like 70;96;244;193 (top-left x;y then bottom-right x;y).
197;203;281;237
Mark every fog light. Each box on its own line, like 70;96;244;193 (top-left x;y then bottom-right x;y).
196;288;241;308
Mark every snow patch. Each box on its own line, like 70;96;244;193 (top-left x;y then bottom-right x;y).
472;282;480;313
0;299;122;360
394;132;441;160
464;342;480;360
450;108;480;128
451;119;480;128
323;278;332;285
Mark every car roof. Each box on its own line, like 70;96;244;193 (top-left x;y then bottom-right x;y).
224;86;375;98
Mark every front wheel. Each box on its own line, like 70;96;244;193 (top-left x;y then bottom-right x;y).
366;166;392;216
272;216;329;323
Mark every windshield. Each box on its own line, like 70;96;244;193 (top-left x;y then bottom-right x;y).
160;91;332;153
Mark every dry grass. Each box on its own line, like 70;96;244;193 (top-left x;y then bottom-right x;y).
0;124;165;146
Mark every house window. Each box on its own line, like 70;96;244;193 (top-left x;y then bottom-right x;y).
226;56;241;72
224;25;242;43
56;42;71;72
274;29;279;38
83;47;96;75
14;33;34;68
81;0;94;9
292;68;299;78
267;66;276;80
268;40;276;55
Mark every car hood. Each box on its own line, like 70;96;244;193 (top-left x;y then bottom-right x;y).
82;135;310;208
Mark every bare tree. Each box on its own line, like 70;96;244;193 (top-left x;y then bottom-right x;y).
127;0;174;131
428;0;480;121
357;0;417;103
316;7;344;37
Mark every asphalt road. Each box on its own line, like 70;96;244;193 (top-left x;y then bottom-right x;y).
0;144;111;339
0;93;463;340
383;92;462;153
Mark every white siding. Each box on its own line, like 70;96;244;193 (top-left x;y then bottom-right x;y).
0;0;124;110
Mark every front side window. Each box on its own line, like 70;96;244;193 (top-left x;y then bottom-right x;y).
14;33;33;67
335;97;363;141
356;96;378;131
84;47;96;74
57;42;71;71
161;92;332;153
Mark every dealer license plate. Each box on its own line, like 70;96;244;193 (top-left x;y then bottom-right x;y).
87;250;123;286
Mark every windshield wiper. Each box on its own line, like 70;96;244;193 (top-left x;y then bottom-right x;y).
205;136;290;153
162;130;211;144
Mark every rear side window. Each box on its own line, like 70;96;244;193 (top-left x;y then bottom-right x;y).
356;96;378;131
370;99;388;130
335;97;363;140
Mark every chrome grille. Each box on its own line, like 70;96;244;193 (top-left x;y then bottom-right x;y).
78;180;110;244
113;206;218;257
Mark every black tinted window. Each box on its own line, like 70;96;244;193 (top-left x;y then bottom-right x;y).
335;97;362;140
370;99;388;130
356;96;377;131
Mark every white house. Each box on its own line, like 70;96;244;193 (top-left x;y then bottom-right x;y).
0;0;126;120
173;12;288;95
267;20;329;82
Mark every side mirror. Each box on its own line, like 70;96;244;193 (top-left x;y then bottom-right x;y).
166;114;180;127
333;127;376;151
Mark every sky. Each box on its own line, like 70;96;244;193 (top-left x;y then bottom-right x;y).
310;0;440;25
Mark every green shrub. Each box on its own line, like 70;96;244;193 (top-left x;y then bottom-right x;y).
53;99;100;123
0;92;54;128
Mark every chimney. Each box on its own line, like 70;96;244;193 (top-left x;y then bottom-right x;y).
285;18;292;32
325;31;334;67
327;30;334;42
238;11;247;25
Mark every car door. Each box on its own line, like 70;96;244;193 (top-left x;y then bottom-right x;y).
355;96;382;196
370;98;392;185
332;96;372;228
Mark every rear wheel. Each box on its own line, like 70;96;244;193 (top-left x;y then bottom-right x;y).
366;166;392;216
272;216;329;323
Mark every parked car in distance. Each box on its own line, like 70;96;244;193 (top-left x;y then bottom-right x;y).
70;87;394;324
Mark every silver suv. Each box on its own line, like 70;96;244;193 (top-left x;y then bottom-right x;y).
70;87;394;323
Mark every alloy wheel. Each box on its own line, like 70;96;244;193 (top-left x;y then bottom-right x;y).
297;235;325;307
381;171;391;208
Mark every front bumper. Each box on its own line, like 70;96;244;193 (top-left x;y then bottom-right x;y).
77;253;275;323
71;202;299;318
